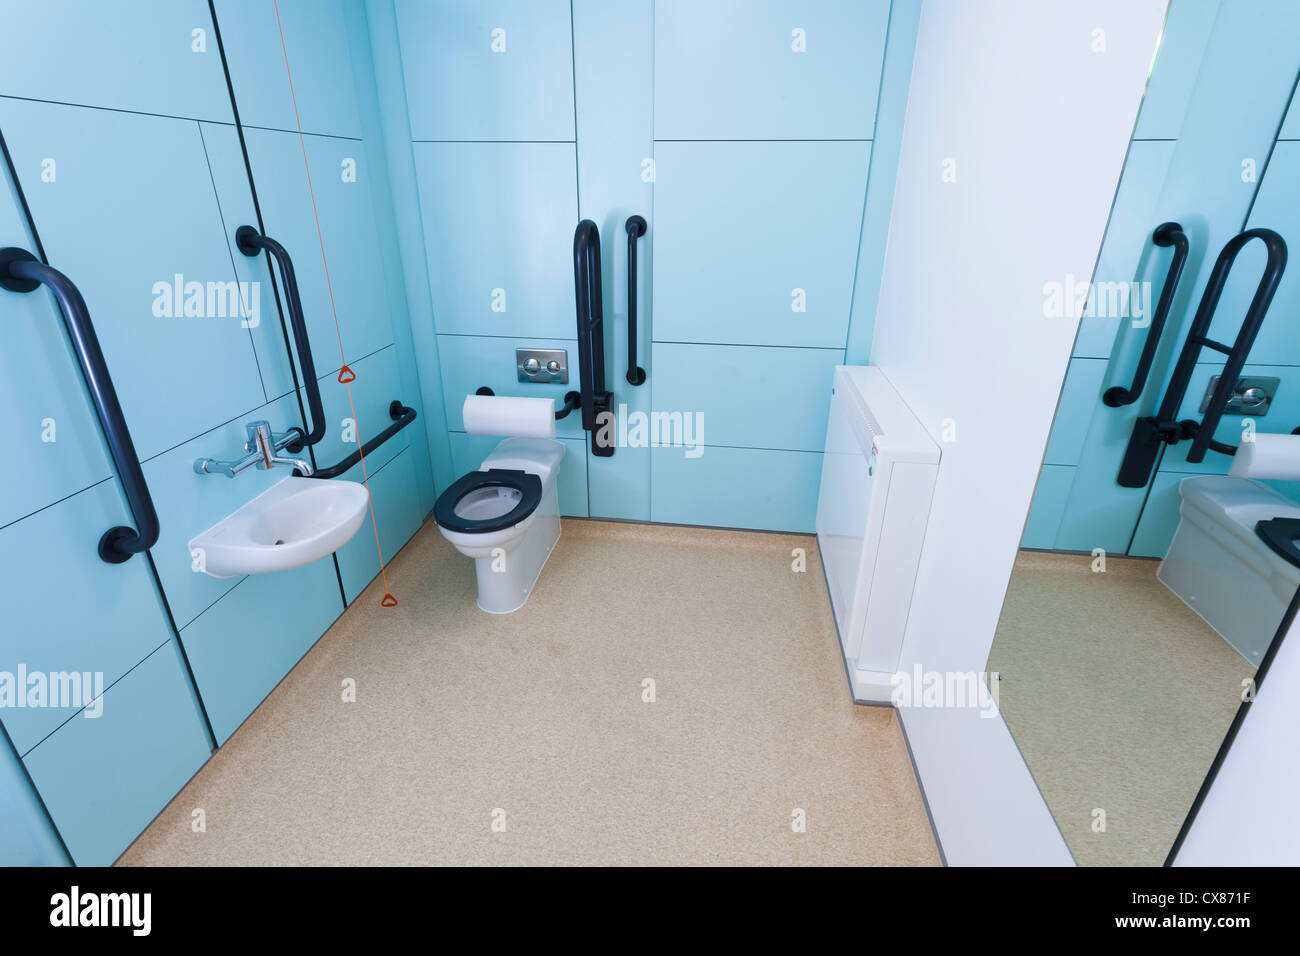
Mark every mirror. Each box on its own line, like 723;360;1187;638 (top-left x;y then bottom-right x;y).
987;0;1300;866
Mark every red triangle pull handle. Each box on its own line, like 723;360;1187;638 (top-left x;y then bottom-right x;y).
338;365;356;384
380;593;398;607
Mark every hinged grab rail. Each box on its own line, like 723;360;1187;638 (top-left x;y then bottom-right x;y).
1117;227;1287;487
574;219;614;456
1;247;159;563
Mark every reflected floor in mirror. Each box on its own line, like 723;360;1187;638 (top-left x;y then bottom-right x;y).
988;550;1255;867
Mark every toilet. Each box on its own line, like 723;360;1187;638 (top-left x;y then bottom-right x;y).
1159;475;1300;665
434;437;564;614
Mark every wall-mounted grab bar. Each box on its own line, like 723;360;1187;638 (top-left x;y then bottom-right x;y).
299;401;417;480
1117;227;1287;487
1103;222;1188;407
625;215;647;386
1;247;159;563
574;219;614;457
235;225;325;452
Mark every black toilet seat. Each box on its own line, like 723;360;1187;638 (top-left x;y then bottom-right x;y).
433;468;542;534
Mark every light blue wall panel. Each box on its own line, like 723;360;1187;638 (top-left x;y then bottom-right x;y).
1021;465;1076;551
214;0;363;138
179;550;343;744
362;0;457;497
1282;88;1300;139
23;640;212;866
653;0;890;140
198;122;299;402
1132;0;1221;141
651;446;822;533
652;140;870;349
1043;359;1108;465
845;0;922;364
0;0;231;121
437;334;584;440
0;481;179;755
336;447;425;603
573;0;654;521
314;345;410;478
652;343;842;452
449;433;589;518
395;0;575;142
1128;471;1187;557
1073;141;1176;359
1051;398;1160;554
1203;141;1300;365
348;0;445;512
414;142;577;339
142;394;301;630
0;99;269;460
243;127;397;376
0;174;112;529
0;728;67;866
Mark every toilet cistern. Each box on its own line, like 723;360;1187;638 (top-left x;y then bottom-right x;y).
194;421;314;477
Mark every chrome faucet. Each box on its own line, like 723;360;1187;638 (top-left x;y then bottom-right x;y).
194;421;314;477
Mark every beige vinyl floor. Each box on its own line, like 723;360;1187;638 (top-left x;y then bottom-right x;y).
119;518;939;866
987;550;1258;867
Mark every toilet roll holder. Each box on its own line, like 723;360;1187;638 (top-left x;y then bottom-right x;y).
475;386;581;422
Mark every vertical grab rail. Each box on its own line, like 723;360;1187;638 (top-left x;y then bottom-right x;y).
625;215;647;386
1;247;159;563
574;219;614;457
1117;227;1287;486
234;225;326;452
1102;222;1188;407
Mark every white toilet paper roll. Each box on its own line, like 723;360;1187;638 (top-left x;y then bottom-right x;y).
462;394;557;439
1228;433;1300;480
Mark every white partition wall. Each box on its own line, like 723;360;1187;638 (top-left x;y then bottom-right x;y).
869;0;1169;864
1173;606;1300;865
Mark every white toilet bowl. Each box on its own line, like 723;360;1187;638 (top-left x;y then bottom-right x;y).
434;438;564;614
1158;475;1300;664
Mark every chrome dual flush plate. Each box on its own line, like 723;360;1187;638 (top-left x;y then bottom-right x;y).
1199;374;1280;417
516;348;568;384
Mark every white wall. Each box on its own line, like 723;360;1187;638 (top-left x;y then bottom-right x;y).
1174;607;1300;864
872;0;1169;864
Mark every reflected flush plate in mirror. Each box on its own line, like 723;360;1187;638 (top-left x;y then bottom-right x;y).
188;477;369;578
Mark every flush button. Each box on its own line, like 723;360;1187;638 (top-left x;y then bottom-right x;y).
516;348;569;384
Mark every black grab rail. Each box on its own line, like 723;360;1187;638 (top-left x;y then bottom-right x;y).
1117;227;1287;487
298;401;417;480
574;219;614;457
625;215;647;386
1;247;159;563
1103;222;1188;407
235;225;326;452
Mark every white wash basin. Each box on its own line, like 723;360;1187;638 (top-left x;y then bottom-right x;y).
188;477;369;578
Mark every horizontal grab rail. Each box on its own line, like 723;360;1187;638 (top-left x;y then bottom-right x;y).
1;247;159;562
235;225;325;451
299;401;417;480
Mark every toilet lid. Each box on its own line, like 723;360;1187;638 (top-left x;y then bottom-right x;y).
434;468;542;534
